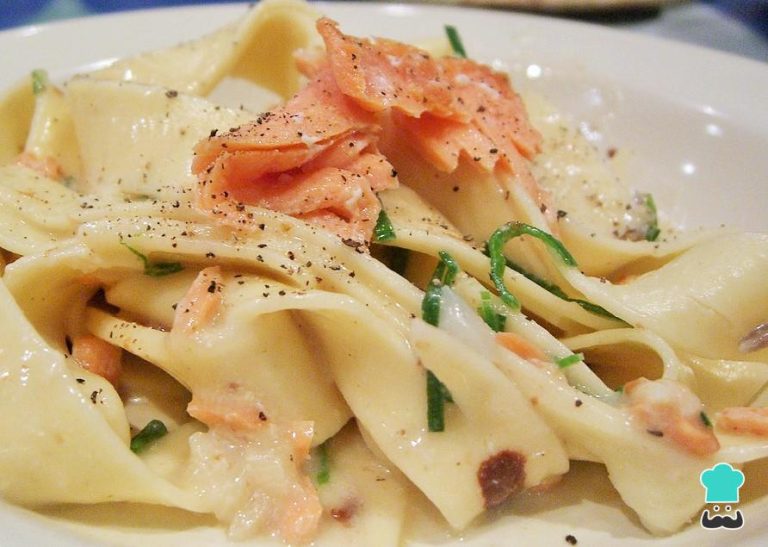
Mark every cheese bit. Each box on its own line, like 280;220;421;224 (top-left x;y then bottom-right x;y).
130;419;168;454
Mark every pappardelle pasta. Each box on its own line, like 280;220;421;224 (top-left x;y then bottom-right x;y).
1;0;768;544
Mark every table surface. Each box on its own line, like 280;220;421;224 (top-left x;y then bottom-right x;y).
1;0;766;63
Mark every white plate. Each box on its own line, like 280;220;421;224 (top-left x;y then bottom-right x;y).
1;2;768;546
460;0;681;11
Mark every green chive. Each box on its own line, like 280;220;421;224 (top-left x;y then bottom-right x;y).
422;251;459;431
389;247;410;277
479;291;507;332
444;25;467;58
487;221;578;312
421;251;460;326
436;250;459;285
643;193;660;242
120;239;184;277
556;353;584;369
427;370;448;432
700;411;713;428
31;69;48;95
315;442;331;485
130;419;168;453
497;254;622;322
421;283;443;327
373;208;396;242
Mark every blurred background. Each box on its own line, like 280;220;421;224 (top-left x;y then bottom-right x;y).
0;0;765;61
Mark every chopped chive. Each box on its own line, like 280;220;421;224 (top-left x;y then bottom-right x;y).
444;25;467;58
615;385;624;394
421;251;460;326
700;411;712;428
556;353;584;369
421;283;443;327
490;221;578;267
315;442;331;485
643;193;660;242
427;370;448;432
436;250;459;285
145;262;184;276
479;291;507;332
120;239;184;277
61;175;76;189
486;221;578;312
31;69;48;95
389;247;410;277
497;254;623;322
422;251;459;431
373;208;396;242
130;419;168;453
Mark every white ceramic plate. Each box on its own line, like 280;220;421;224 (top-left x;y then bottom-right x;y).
1;2;768;546
459;0;682;11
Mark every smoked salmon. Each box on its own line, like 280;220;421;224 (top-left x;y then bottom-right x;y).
314;18;552;221
71;333;123;387
192;18;551;242
172;266;224;333
718;407;768;437
624;378;720;457
192;18;548;244
193;68;398;245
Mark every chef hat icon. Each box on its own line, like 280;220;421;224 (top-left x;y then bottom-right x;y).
700;463;745;503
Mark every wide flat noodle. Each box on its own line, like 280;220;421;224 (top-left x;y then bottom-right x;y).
379;185;622;334
298;296;569;528
0;164;81;255
66;78;257;198
87;0;320;99
0;280;203;510
563;232;768;362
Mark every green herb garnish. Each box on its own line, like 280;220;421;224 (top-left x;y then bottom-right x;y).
556;353;584;369
502;256;622;321
373;208;396;242
421;250;460;327
478;291;506;332
444;25;467;58
700;411;713;428
389;247;410;277
422;251;459;432
427;370;450;432
315;442;331;485
488;221;576;311
643;193;660;242
130;419;168;453
120;239;184;277
31;69;48;95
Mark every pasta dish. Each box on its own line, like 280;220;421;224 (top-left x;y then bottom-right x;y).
1;0;767;544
